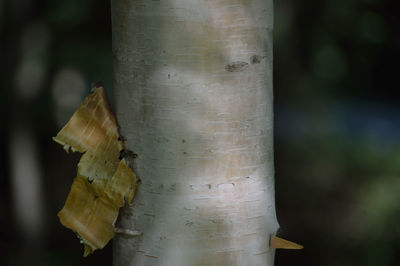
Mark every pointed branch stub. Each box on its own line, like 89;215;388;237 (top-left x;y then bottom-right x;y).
270;235;304;250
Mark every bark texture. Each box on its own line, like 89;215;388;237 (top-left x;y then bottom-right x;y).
112;0;278;265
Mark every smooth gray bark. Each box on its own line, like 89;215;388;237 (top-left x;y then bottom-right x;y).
112;0;278;265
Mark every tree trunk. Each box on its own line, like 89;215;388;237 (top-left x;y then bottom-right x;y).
112;0;278;265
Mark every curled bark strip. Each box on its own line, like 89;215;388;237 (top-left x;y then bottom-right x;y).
53;83;137;256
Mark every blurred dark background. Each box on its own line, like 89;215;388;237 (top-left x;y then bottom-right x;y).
0;0;399;265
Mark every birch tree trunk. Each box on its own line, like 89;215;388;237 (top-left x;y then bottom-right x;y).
112;0;278;265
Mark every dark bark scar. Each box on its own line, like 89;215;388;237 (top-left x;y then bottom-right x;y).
118;135;127;142
119;149;138;160
119;149;140;182
251;55;266;64
225;61;249;72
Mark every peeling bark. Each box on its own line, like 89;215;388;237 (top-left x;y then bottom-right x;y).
54;85;137;256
